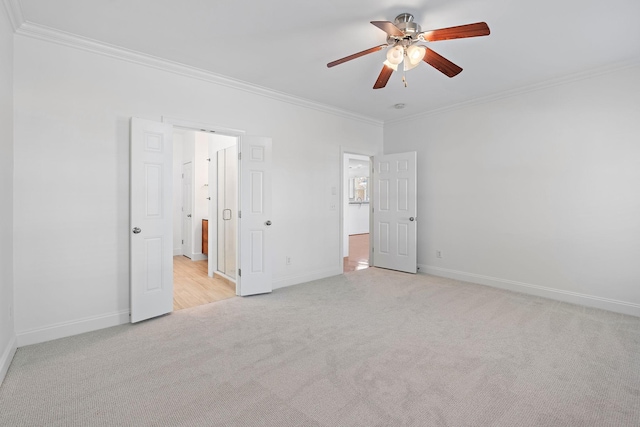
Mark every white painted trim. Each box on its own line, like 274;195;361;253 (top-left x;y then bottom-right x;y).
214;270;236;285
421;265;640;317
14;21;382;127
273;267;343;290
16;310;130;347
188;253;207;262
1;0;24;32
0;335;17;385
386;59;640;125
173;248;182;256
163;116;246;136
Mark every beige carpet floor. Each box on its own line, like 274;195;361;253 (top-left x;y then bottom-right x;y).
1;268;639;426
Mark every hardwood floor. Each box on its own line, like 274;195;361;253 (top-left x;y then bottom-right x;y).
344;233;370;272
173;255;236;311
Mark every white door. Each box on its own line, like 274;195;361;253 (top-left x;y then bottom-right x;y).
238;136;273;296
372;151;417;273
182;162;193;258
130;117;174;323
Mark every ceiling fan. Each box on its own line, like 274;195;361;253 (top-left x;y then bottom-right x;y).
327;13;490;89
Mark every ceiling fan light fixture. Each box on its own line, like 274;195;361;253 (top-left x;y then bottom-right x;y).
386;45;404;65
406;45;426;65
383;60;398;71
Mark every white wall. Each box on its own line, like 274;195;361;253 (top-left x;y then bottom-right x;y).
384;65;640;315
348;204;369;235
0;4;16;383
12;35;382;345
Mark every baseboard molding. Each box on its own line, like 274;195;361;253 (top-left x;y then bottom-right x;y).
0;335;17;386
420;265;640;317
173;248;182;256
273;266;343;290
16;310;131;347
188;253;207;261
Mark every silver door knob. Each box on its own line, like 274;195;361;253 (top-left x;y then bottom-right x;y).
187;214;192;218
132;227;142;234
265;220;272;226
409;217;415;221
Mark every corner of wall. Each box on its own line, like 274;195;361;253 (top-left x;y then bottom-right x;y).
15;310;131;347
0;334;17;385
420;265;640;317
0;0;16;388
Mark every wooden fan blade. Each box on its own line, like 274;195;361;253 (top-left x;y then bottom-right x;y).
423;48;463;77
373;65;394;89
370;21;404;37
327;45;386;68
420;22;490;42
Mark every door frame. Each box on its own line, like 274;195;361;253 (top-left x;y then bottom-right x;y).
181;161;193;259
163;116;245;294
340;147;377;268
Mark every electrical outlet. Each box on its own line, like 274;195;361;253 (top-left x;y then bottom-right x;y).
286;256;292;265
436;250;443;259
329;203;337;211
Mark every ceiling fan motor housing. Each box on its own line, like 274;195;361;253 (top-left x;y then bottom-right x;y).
393;13;421;40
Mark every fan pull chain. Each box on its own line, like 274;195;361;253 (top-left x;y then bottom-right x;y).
402;51;408;87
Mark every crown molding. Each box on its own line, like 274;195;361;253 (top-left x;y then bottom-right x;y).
15;21;383;128
1;0;24;31
385;58;640;126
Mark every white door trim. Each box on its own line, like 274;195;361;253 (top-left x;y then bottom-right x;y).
162;116;246;136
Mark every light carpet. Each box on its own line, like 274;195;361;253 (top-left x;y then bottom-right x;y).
1;268;639;426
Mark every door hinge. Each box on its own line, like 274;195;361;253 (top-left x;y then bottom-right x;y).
182;240;184;244
238;211;241;218
182;173;184;178
238;152;242;160
238;269;241;277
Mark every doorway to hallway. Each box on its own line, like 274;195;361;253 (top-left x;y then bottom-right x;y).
343;233;370;272
343;152;372;273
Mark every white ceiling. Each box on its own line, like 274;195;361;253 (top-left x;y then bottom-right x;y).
15;0;640;122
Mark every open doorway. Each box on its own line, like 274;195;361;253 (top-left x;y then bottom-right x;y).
343;153;371;272
172;128;238;310
131;117;273;322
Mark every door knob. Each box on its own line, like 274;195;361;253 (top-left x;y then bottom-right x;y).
132;227;141;234
409;217;415;221
187;214;192;218
265;220;272;226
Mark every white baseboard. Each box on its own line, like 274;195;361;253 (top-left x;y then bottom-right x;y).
16;310;131;347
173;248;182;256
189;253;207;261
0;335;17;386
420;265;640;317
273;266;343;290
